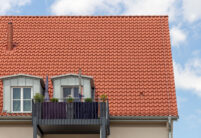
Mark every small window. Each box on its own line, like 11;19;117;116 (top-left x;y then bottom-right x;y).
63;87;79;99
12;87;32;112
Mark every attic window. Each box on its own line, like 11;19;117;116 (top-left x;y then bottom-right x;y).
0;74;44;113
51;73;94;101
63;87;79;99
12;87;32;112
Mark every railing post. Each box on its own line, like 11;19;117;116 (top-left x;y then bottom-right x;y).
100;102;106;118
100;117;106;138
32;100;37;138
106;100;110;135
33;117;37;138
32;100;43;138
66;102;74;119
38;102;42;120
100;102;107;138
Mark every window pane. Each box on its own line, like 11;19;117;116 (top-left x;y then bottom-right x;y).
23;88;31;99
13;100;20;111
13;88;21;99
74;88;80;102
23;100;31;111
74;88;79;98
63;88;71;98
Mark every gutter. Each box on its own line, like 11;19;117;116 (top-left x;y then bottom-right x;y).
110;119;168;122
0;116;32;122
0;115;179;121
110;116;178;121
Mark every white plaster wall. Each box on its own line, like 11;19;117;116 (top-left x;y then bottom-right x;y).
108;122;168;138
44;122;169;138
0;122;40;138
44;134;99;138
0;121;169;138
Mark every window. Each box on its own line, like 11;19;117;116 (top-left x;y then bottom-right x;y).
63;87;79;99
12;87;32;112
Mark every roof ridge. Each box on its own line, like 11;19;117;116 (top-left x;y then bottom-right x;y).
0;15;168;18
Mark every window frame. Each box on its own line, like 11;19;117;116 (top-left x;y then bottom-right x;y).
61;85;80;99
11;86;33;113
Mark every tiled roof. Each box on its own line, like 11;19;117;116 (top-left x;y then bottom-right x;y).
0;16;178;117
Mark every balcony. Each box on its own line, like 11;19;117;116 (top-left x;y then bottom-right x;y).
32;99;110;138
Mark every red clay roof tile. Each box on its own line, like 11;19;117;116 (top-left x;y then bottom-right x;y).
0;16;177;117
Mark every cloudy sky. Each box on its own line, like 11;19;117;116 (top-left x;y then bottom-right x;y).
1;0;201;137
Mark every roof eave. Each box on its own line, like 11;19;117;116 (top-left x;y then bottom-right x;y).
51;73;93;80
0;115;179;122
0;116;32;121
110;116;179;121
0;74;43;80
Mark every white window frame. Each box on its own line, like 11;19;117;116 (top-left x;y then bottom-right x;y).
62;85;79;99
11;87;33;113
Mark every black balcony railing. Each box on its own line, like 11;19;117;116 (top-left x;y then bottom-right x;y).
32;99;110;138
32;99;109;120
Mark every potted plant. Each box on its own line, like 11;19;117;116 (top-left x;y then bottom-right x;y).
85;98;92;102
66;96;74;103
50;98;58;102
34;93;44;103
100;94;107;102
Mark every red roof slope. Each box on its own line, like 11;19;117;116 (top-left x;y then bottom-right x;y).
0;16;178;117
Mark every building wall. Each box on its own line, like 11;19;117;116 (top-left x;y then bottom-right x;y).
0;121;169;138
43;134;99;138
3;76;43;112
0;122;40;138
108;121;168;138
44;122;168;138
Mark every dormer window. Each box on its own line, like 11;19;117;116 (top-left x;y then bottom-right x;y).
51;74;94;101
12;87;32;112
0;74;44;113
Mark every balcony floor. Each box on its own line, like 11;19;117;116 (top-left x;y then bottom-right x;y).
39;124;100;134
38;119;101;125
37;119;101;134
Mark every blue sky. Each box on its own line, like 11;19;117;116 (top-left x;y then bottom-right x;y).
1;0;201;137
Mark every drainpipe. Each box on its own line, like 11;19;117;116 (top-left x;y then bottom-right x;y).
168;116;172;138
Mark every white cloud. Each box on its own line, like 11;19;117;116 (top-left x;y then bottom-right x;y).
50;0;123;15
174;59;201;97
122;0;178;21
170;26;187;47
50;0;201;23
182;0;201;23
50;0;178;21
0;0;30;14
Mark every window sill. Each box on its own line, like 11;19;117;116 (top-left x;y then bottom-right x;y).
11;111;32;113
